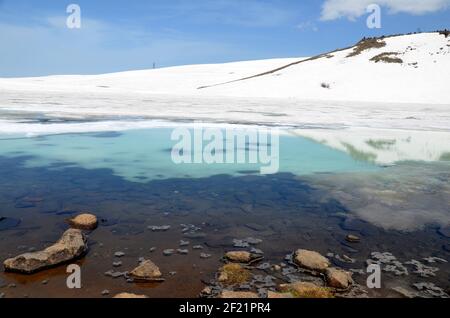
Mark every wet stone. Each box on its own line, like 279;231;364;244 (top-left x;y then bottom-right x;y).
114;251;125;258
256;263;271;270
68;213;98;230
3;229;87;274
113;261;123;267
104;270;127;279
177;249;189;255
113;293;148;298
405;260;439;277
423;257;447;264
179;240;190;247
200;253;212;259
129;260;163;282
193;245;204;250
219;290;259;298
346;234;361;243
250;248;264;255
293;249;330;272
325;268;353;289
148;225;171;232
163;249;175;256
368;252;408;276
413;282;449;298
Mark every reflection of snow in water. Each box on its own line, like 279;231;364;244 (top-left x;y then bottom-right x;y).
309;162;450;231
292;127;450;165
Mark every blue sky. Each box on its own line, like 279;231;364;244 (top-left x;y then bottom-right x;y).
0;0;449;77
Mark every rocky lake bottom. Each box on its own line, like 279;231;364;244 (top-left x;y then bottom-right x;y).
0;128;449;298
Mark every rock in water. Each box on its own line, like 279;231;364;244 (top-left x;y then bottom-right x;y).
279;282;334;298
225;251;260;263
113;293;148;298
267;291;294;298
346;234;361;243
325;268;353;289
68;213;98;230
293;249;330;272
218;263;251;286
129;260;163;282
219;290;259;298
3;229;87;274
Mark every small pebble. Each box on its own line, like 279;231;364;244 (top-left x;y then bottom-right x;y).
193;245;204;250
200;253;212;259
180;240;190;247
177;249;189;255
346;234;361;243
41;280;49;285
114;251;125;258
101;290;110;296
169;271;177;276
8;283;16;288
149;247;156;253
148;225;171;232
113;261;122;267
163;249;175;256
0;293;5;298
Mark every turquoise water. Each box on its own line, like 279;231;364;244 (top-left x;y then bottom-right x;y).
0;128;378;182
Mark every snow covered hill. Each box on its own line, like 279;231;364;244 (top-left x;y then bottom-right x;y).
0;32;449;136
0;32;449;104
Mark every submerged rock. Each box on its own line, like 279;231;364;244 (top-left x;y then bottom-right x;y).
325;268;353;289
148;225;171;232
293;249;330;272
346;234;361;243
413;282;449;298
218;263;251;286
219;290;259;298
68;213;98;230
113;292;148;298
129;260;163;282
267;291;294;299
225;251;261;264
279;282;333;298
104;270;127;279
3;229;87;274
163;249;175;256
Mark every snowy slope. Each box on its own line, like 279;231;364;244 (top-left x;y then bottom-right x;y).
201;32;450;104
0;32;449;136
0;32;448;104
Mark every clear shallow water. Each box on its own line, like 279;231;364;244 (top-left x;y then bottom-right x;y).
0;126;448;298
0;128;379;182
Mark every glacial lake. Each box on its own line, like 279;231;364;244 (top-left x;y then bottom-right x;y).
0;126;449;298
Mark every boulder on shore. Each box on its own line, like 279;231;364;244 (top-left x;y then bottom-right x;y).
129;260;163;282
293;249;330;272
4;229;87;274
68;213;98;230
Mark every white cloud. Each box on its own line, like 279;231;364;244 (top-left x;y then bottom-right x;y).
321;0;450;20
